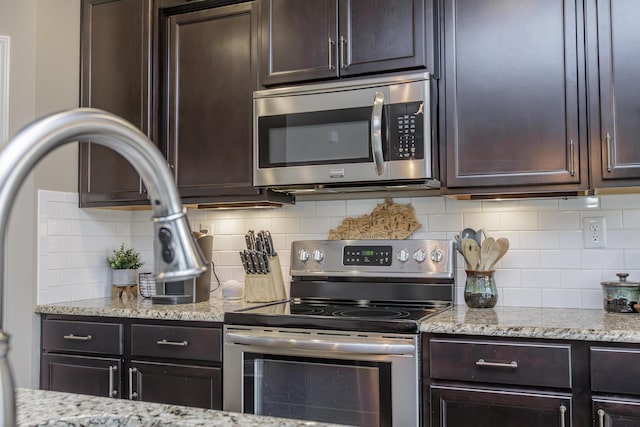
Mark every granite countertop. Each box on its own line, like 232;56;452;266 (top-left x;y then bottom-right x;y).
36;297;640;343
35;295;262;322
422;305;640;343
17;388;342;426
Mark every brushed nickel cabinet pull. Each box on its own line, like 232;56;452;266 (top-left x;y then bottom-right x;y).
108;365;117;398
328;38;335;70
475;358;518;369
605;132;612;172
128;367;138;399
559;404;567;427
157;339;188;347
569;139;575;176
597;408;605;427
339;35;347;69
63;334;92;341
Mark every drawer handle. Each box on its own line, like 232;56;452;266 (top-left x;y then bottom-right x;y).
475;359;518;369
63;334;92;341
559;404;567;427
157;339;188;347
597;408;605;427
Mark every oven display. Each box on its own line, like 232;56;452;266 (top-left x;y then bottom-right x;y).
343;246;392;266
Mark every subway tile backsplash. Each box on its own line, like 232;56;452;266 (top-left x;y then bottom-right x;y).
37;190;640;309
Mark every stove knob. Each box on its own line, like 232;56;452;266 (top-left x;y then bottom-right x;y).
312;249;325;262
413;248;427;263
430;248;444;263
297;248;310;263
397;248;410;263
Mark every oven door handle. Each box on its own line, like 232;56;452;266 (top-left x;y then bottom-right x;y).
226;331;415;355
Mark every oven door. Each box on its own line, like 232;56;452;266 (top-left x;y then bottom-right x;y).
223;325;419;427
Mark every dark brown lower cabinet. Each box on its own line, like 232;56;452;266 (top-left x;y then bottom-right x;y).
40;315;222;410
431;386;571;427
41;354;122;398
593;399;640;427
128;361;221;409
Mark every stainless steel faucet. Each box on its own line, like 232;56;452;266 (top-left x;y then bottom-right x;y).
0;108;208;425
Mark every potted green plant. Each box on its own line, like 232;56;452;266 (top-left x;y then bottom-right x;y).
107;243;144;286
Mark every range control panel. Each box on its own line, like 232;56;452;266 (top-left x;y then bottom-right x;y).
291;239;455;278
343;246;393;266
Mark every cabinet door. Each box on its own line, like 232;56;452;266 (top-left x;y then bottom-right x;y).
337;0;427;77
593;399;640;427
79;0;152;206
260;0;338;85
128;361;222;410
442;0;586;192
588;0;640;187
41;354;122;399
431;386;571;427
164;2;261;199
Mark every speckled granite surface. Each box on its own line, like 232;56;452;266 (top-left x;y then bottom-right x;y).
36;297;640;343
422;305;640;343
17;388;342;426
35;296;264;322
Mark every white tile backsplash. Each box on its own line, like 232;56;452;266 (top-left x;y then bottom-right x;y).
36;190;640;309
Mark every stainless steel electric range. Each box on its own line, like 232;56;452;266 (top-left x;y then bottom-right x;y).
224;239;455;427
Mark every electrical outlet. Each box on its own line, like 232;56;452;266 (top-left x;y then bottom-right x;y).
583;217;607;249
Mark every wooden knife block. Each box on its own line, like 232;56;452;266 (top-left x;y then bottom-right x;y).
244;255;286;303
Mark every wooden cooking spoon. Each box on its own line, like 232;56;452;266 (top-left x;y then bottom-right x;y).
461;238;480;271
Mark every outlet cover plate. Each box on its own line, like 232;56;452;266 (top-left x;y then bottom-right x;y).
583;217;607;249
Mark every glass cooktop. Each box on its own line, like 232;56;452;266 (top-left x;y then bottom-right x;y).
224;299;451;334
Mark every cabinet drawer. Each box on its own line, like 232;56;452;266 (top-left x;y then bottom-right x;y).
591;347;640;394
430;338;572;388
42;319;123;355
131;324;221;362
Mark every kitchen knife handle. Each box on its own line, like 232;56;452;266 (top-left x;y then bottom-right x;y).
108;365;118;398
475;359;518;369
371;92;385;176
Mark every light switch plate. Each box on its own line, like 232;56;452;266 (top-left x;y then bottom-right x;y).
583;217;606;249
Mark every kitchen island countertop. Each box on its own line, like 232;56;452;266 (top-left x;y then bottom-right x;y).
36;297;640;343
17;388;342;426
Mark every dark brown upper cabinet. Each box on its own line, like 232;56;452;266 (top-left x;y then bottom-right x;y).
587;0;640;190
159;1;291;206
79;0;153;207
260;0;431;86
440;0;589;195
161;2;265;201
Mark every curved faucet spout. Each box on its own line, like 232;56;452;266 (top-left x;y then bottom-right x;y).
0;108;209;425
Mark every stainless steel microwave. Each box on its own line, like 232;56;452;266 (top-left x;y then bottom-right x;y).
253;72;439;194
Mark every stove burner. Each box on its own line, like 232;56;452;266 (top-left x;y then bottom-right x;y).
333;308;412;319
290;305;327;315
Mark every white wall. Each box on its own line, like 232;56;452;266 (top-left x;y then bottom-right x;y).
38;191;640;311
0;0;80;389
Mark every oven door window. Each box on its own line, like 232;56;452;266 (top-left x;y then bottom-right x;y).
244;354;392;427
257;106;388;168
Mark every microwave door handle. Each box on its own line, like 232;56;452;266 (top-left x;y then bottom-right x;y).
371;91;386;176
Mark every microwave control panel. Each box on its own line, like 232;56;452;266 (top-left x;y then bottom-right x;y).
388;102;424;161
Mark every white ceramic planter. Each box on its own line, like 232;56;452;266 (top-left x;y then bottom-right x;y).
112;269;138;286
